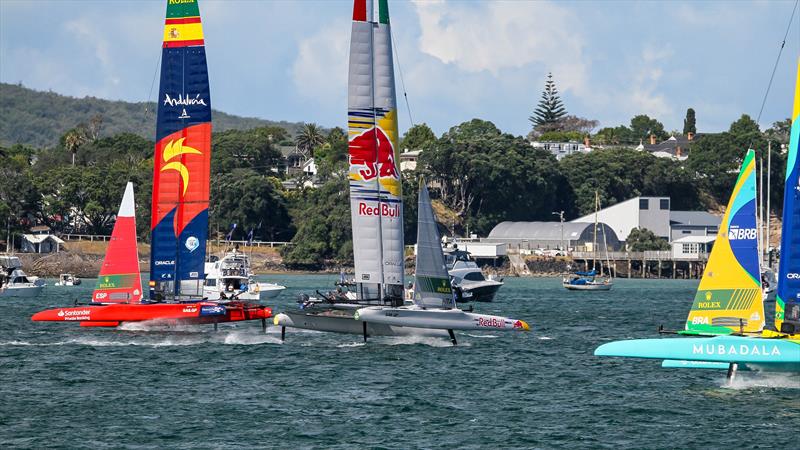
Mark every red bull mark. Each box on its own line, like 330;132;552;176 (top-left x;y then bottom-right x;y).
349;127;399;181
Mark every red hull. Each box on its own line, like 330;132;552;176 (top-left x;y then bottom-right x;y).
32;302;271;327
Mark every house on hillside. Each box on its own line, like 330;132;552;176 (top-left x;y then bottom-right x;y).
20;225;65;253
400;149;422;171
637;132;704;160
531;136;592;161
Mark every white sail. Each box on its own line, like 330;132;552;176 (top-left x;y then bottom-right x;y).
347;0;404;302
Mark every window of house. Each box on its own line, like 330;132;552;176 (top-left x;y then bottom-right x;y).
660;199;669;210
639;199;649;209
682;230;691;234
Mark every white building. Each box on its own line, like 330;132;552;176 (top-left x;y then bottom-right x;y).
572;196;671;241
671;235;715;259
400;149;422;171
531;140;590;161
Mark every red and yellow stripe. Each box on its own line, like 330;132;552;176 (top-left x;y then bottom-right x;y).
163;16;204;48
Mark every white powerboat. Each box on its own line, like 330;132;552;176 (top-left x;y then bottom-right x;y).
203;250;285;301
0;255;45;297
444;248;503;302
54;273;81;286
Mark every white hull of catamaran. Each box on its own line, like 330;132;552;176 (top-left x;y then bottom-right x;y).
354;306;530;331
273;310;449;337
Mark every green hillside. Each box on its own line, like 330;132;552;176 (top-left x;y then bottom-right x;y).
0;82;305;147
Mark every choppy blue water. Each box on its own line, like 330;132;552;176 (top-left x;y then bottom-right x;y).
1;276;798;449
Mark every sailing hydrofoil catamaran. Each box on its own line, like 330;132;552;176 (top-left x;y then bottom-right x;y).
595;70;800;379
355;179;530;345
32;0;271;328
274;0;446;339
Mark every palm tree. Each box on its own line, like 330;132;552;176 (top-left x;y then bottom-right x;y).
64;129;88;166
295;123;325;158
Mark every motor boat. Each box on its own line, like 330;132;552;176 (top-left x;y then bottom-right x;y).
55;273;82;286
443;247;503;302
203;250;285;301
0;255;45;297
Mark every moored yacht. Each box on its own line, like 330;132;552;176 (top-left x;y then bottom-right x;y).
0;255;45;297
203;249;285;301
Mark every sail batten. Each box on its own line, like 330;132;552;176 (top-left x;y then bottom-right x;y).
775;58;800;334
685;149;764;335
348;0;404;301
149;0;212;299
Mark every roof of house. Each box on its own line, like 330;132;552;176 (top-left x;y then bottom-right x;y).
670;211;721;227
488;221;600;241
21;234;65;244
642;134;705;156
672;235;716;244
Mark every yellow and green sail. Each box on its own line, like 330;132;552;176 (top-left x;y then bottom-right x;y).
684;149;763;335
775;58;800;335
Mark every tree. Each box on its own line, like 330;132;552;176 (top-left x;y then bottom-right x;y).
295;123;325;157
281;177;352;268
421;119;573;235
764;118;791;145
629;115;667;142
626;227;669;251
683;108;696;135
63;127;89;166
312;127;349;180
560;148;702;216
687;114;767;206
529;73;567;132
554;115;599;134
210;170;293;242
212;127;284;174
399;123;436;151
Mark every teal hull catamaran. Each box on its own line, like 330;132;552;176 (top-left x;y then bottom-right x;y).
595;60;800;380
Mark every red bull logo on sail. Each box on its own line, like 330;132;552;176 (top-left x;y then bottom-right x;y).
358;202;400;218
349;127;399;181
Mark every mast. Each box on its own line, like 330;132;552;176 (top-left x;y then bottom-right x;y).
369;0;385;300
774;58;800;334
149;0;212;300
758;156;764;266
593;191;599;274
348;0;404;304
766;140;771;265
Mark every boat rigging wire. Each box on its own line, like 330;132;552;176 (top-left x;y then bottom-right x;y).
754;0;798;127
390;27;415;127
144;51;162;120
